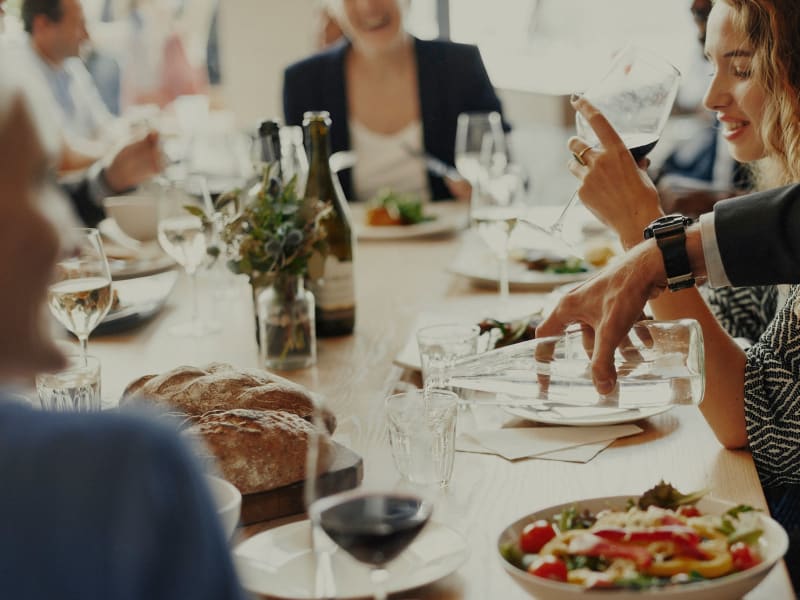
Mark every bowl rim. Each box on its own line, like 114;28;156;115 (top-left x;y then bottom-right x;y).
496;493;789;596
205;474;242;514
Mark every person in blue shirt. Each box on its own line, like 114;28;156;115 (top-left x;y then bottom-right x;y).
0;62;245;600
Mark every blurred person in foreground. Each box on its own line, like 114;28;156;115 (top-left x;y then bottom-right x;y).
0;64;245;600
283;0;506;203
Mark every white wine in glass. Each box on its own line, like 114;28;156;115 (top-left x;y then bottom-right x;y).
48;228;113;363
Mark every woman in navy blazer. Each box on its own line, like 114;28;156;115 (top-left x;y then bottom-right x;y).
283;0;508;202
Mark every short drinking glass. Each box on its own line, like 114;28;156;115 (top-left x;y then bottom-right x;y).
385;388;458;488
36;354;101;411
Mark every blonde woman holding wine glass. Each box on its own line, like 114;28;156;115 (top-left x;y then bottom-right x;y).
559;1;800;587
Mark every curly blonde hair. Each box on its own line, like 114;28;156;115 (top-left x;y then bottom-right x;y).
720;0;800;188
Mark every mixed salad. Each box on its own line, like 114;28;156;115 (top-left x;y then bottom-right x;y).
365;190;435;226
500;482;764;590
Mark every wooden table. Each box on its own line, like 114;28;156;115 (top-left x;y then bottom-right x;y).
93;223;793;599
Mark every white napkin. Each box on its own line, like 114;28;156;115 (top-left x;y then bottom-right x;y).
456;423;643;461
456;434;614;463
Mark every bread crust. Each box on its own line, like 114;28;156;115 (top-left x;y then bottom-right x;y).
189;409;334;494
121;362;336;432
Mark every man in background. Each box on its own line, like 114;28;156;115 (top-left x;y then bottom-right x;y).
22;0;117;152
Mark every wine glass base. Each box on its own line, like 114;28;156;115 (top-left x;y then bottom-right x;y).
166;318;222;337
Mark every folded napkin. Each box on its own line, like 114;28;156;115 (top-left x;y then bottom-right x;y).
456;423;643;462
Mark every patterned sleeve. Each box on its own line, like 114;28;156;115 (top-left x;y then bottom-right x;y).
702;284;778;343
743;284;800;486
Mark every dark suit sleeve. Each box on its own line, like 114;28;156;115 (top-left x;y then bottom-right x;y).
714;184;800;285
459;45;508;132
283;63;307;128
60;178;106;228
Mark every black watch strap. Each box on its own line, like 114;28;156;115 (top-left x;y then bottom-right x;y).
643;215;695;291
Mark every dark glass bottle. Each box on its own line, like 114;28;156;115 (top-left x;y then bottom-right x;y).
257;119;282;177
302;111;355;337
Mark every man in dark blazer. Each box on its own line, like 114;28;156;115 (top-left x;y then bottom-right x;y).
283;36;507;202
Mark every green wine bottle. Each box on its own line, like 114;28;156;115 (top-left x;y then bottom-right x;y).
303;111;355;337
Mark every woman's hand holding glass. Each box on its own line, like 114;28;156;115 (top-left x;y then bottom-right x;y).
568;96;666;250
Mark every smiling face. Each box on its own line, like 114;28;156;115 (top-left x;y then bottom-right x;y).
702;1;768;163
332;0;408;54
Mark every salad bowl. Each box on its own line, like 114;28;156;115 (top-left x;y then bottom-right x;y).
497;494;788;600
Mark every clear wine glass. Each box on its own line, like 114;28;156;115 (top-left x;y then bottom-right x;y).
521;44;681;255
305;399;434;600
157;176;217;337
469;132;526;310
455;111;505;202
48;228;113;365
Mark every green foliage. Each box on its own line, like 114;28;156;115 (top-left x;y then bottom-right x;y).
218;166;330;288
637;481;708;510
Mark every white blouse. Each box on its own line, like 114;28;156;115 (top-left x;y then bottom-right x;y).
349;120;430;203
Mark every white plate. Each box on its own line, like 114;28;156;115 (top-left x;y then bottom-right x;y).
449;232;593;291
351;202;468;240
234;519;468;599
497;495;788;600
95;270;179;335
505;405;672;427
99;219;176;280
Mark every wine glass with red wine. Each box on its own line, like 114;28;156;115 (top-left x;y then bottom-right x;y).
305;398;433;600
520;44;680;255
311;490;433;600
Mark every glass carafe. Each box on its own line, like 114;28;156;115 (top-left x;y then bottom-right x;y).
428;319;704;409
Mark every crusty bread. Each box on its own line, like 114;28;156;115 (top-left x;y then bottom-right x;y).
121;362;336;432
188;409;334;494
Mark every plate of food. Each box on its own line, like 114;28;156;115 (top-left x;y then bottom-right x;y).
449;232;597;291
234;518;468;598
99;219;176;280
95;270;179;335
394;309;543;372
497;482;788;600
351;192;468;240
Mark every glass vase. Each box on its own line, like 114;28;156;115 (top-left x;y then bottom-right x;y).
257;274;316;370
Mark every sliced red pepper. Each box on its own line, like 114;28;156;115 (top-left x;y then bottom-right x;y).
591;527;710;560
568;534;653;568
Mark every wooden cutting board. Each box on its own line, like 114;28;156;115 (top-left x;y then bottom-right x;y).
240;442;363;525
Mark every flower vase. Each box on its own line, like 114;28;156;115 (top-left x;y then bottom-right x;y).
256;274;316;370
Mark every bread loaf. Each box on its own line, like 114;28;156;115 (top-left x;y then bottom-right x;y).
121;362;336;432
188;409;334;494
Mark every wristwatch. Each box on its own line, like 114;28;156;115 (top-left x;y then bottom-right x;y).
643;215;695;292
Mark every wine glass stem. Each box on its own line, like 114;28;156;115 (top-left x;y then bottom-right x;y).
369;567;389;600
78;335;89;366
498;253;510;305
189;270;200;329
550;188;579;235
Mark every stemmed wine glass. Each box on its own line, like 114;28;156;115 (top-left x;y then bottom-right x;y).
305;399;433;600
454;111;505;203
521;44;681;255
157;177;217;336
466;125;526;309
48;228;113;364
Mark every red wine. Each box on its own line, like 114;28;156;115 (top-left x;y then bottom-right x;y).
316;493;431;566
622;133;659;161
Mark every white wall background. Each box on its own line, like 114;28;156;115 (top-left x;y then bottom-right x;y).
218;0;317;129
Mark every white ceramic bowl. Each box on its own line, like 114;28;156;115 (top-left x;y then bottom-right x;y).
103;196;158;241
205;474;241;540
497;495;788;600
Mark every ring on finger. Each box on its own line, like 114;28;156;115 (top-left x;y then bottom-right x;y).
572;146;591;166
